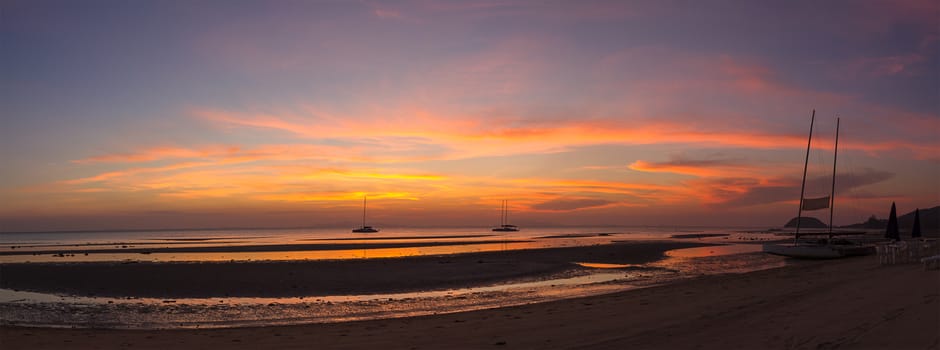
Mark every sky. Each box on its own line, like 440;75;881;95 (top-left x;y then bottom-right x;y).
1;0;938;231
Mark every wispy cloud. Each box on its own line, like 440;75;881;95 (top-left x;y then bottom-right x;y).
628;157;757;178
530;197;614;211
197;105;939;160
694;169;895;208
844;54;927;77
372;7;403;19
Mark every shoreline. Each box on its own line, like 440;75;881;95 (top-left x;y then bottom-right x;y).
2;255;935;349
0;241;708;298
0;240;532;256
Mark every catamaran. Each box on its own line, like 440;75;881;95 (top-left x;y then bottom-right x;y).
763;112;874;259
492;200;519;232
352;196;379;233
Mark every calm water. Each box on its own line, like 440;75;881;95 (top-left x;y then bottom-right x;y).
0;226;787;329
0;226;774;263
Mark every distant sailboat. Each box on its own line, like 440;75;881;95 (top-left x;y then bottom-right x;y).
763;113;873;259
492;200;519;232
352;196;379;233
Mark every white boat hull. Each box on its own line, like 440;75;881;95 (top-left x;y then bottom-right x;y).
763;243;842;259
762;243;874;259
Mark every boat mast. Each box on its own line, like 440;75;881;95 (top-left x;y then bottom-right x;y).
795;110;815;243
362;196;367;228
498;200;503;226
828;117;840;240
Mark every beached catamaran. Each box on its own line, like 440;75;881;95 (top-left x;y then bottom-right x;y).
763;112;874;259
352;196;379;233
492;200;519;232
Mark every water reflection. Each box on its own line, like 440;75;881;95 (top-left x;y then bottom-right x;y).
0;243;787;329
0;272;636;329
0;241;547;263
4;226;778;264
1;232;629;263
665;244;763;258
0;227;791;329
575;262;637;269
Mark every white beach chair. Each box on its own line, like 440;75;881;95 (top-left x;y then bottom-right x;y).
922;255;940;270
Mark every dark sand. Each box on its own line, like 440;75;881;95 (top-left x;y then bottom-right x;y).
2;255;936;349
0;241;706;298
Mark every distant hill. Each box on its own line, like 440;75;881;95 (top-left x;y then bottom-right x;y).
784;217;827;228
842;205;939;231
899;206;939;231
842;215;887;229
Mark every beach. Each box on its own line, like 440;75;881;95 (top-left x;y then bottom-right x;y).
2;231;784;329
2;253;937;349
5;0;938;348
0;241;707;298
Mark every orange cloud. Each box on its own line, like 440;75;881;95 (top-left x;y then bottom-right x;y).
629;160;726;178
303;169;445;181
196;108;811;155
256;191;419;203
529;197;615;211
627;158;763;178
194;105;940;164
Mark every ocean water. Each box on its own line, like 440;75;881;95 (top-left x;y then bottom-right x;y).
0;226;768;263
0;226;787;329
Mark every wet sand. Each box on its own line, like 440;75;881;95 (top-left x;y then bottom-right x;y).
0;241;705;298
2;255;936;349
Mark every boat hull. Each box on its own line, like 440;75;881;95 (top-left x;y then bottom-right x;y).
763;243;874;259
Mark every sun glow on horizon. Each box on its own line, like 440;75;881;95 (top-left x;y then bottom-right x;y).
1;0;937;231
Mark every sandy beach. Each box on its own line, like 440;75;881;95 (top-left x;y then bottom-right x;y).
2;253;937;349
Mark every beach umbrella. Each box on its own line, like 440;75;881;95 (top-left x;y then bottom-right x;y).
911;208;922;238
885;202;899;241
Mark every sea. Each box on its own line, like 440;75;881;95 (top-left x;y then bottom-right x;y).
0;226;789;329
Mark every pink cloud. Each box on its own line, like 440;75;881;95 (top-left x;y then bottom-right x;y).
417;0;637;21
843;54;927;77
852;0;939;35
373;8;403;19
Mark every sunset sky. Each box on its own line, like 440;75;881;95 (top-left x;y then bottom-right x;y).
2;0;937;231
